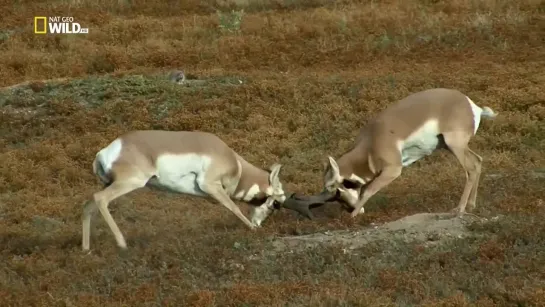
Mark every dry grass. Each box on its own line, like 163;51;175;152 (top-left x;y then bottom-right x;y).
1;0;545;306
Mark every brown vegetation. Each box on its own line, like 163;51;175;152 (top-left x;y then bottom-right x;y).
1;0;544;305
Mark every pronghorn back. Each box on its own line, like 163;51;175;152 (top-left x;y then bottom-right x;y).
352;88;496;168
321;88;497;214
96;130;237;173
366;88;486;143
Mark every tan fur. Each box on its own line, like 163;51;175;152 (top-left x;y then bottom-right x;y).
324;88;497;217
232;153;271;199
82;130;287;251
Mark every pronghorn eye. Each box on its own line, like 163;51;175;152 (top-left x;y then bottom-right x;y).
342;179;362;190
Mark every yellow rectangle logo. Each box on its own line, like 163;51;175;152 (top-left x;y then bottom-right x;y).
34;17;47;34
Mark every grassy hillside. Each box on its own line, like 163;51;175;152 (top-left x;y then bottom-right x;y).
1;0;544;305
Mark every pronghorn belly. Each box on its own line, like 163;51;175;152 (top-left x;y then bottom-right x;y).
152;154;212;197
146;175;207;196
399;120;441;167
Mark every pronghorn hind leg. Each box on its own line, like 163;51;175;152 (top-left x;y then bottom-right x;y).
442;132;481;216
82;177;148;251
82;199;99;252
466;148;483;211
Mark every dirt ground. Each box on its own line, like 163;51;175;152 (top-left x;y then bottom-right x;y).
272;213;489;254
1;0;545;306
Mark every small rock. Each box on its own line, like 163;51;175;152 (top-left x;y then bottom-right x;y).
427;233;441;241
247;254;260;261
230;262;245;271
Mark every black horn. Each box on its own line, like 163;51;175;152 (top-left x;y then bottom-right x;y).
280;191;337;220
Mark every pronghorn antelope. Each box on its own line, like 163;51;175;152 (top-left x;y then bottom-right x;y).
82;130;319;251
294;88;498;218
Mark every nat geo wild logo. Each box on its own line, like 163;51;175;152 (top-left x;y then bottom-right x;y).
34;16;89;34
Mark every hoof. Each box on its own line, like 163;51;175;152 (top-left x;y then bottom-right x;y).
449;207;463;217
454;210;467;219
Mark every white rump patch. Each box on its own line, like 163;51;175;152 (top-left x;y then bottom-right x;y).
154;153;212;197
397;119;440;167
466;96;483;135
96;138;123;173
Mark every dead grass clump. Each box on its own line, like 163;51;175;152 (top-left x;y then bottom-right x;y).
86;47;130;74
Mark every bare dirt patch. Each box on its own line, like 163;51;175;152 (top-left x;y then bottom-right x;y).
271;213;496;254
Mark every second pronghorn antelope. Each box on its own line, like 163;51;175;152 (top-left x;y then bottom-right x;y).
82;130;320;251
294;88;498;218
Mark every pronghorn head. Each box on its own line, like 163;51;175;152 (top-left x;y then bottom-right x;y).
323;156;367;207
250;163;287;226
251;163;331;226
265;163;287;203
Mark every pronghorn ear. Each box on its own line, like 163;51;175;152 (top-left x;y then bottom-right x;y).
327;156;340;177
268;163;282;187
